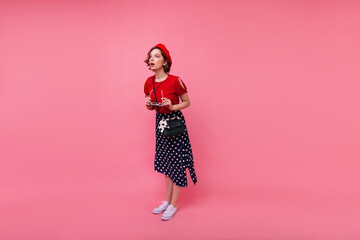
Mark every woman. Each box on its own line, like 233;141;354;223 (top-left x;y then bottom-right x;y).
144;43;198;221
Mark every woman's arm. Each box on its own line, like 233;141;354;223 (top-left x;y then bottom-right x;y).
164;93;190;111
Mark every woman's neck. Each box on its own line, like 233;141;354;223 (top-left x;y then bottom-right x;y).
154;69;168;81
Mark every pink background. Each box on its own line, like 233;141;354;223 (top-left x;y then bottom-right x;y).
1;0;359;239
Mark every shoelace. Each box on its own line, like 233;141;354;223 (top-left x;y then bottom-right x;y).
157;201;168;209
164;205;175;214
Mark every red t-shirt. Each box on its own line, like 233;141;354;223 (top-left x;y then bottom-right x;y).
144;74;188;113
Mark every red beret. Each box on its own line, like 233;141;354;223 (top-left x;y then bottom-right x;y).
155;43;172;65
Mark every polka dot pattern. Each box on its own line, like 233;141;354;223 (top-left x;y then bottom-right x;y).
154;110;198;187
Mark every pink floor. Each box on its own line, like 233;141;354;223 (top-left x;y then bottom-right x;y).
1;179;358;240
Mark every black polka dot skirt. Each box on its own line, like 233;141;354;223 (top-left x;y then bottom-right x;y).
154;110;198;187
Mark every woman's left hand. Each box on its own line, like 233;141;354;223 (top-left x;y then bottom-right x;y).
161;98;174;111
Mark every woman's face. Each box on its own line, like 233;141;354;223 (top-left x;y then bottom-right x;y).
149;49;167;71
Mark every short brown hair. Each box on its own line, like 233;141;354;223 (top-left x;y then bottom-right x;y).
144;47;171;73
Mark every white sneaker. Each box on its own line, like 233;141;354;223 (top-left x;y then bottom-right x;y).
161;204;177;220
152;201;170;214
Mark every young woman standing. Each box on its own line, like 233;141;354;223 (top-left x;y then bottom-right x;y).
144;43;198;221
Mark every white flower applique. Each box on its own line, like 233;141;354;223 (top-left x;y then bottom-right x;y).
158;119;169;133
158;116;182;133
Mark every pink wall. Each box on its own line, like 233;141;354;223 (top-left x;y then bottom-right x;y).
0;0;359;239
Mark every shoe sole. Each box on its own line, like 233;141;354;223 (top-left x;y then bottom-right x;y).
153;207;169;214
152;210;166;214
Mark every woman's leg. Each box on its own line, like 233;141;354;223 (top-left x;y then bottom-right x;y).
170;183;181;207
165;175;173;203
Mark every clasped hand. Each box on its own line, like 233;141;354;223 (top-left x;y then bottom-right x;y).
145;97;174;111
161;97;173;110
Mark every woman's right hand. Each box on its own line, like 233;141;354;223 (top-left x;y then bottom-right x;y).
145;96;154;109
145;96;151;106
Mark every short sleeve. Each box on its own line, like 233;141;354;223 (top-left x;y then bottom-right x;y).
175;77;188;96
144;78;150;97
